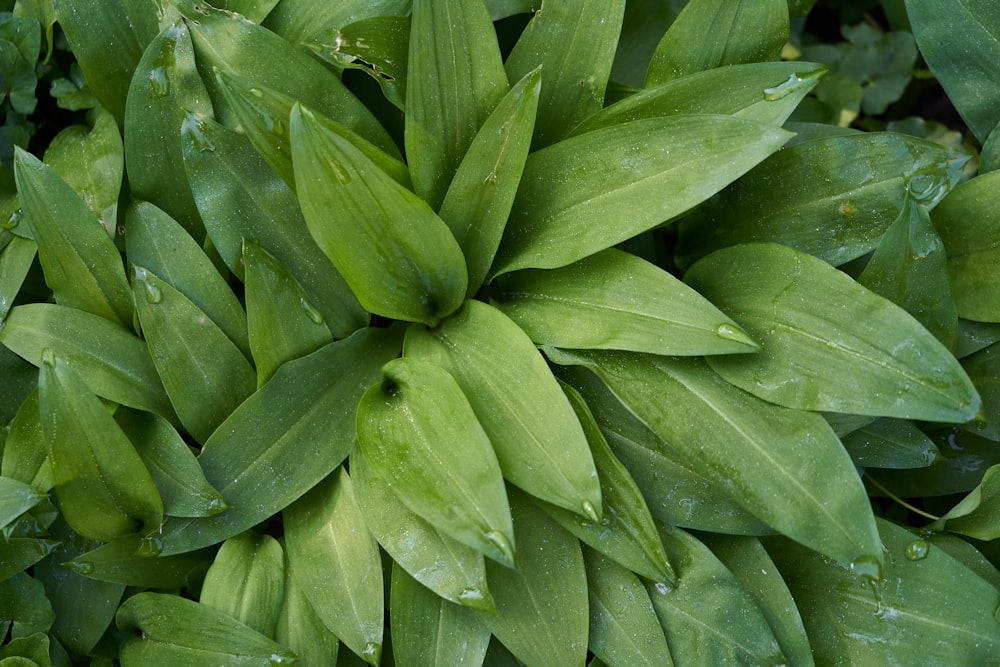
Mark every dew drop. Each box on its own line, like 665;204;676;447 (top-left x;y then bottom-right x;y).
359;642;381;665
851;555;883;581
3;209;21;230
581;499;601;523
654;581;673;595
182;113;216;152
263;113;285;136
763;73;804;101
66;559;94;575
41;347;56;368
904;539;930;561
300;296;324;324
135;535;164;557
715;323;758;347
486;530;515;565
207;497;231;515
149;66;171;97
269;653;298;666
143;280;163;304
248;87;264;98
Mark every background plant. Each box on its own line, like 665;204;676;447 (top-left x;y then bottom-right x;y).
1;0;1000;665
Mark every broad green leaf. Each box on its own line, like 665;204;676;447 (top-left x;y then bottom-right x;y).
676;133;966;268
647;524;785;666
932;170;1000;323
243;239;333;386
13;149;133;328
156;326;402;556
937;464;1000;540
700;534;815;667
490;115;792;275
132;266;256;443
926;532;1000;591
0;236;35;323
545;347;881;569
405;300;601;519
584;548;673;667
478;489;588;667
961;343;999;440
573;61;826;137
609;0;684;88
869;429;1000;498
405;0;508;209
262;0;409;46
0;573;54;639
284;468;383;665
645;0;788;85
212;0;280;23
276;555;340;667
504;0;625;148
956;318;1000;358
767;518;1000;665
116;593;297;666
685;243;981;422
0;477;43;533
840;418;940;469
492;248;759;356
905;0;1000;143
0;540;59;585
124;21;212;240
0;15;39;116
0;632;50;666
389;563;491;667
201;532;285;639
0;303;175;420
982;122;1000;173
126;200;251;360
38;351;163;541
0;391;50;491
62;537;213;588
291;104;467;325
350;446;494;611
438;68;541;296
179;110;368;337
356;356;515;567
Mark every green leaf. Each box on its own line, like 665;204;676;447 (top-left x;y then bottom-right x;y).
201;532;285;640
0;303;175;421
438;68;540;296
492;248;758;356
957;318;1000;358
0;477;44;533
584;548;673;667
179;109;368;337
906;0;1000;143
767;518;1000;665
573;61;826;136
937;464;1000;540
0;540;60;585
155;326;402;556
676;133;967;268
275;555;339;667
350;445;494;611
647;524;785;665
0;391;50;491
504;0;625;148
0;631;50;666
961;343;1000;440
840;418;940;469
262;0;409;46
13;149;133;328
291;104;467;325
0;573;54;639
405;300;601;519
0;15;40;116
477;489;589;667
213;0;280;23
490;115;792;275
356;356;515;567
645;0;789;86
116;592;297;666
545;347;881;569
243;239;333;386
685;243;981;422
932;169;1000;323
0;236;35;323
284;468;383;665
869;429;1000;498
405;0;508;209
132;266;256;443
38;351;163;541
115;408;229;518
389;563;492;667
62;537;213;588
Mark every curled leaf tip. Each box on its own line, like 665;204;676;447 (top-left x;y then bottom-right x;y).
486;530;516;567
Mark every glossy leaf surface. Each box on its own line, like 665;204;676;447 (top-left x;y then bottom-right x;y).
960;342;1000;440
840;418;939;469
0;391;49;492
0;477;43;533
65;537;213;588
938;464;1000;540
276;556;340;667
0;236;35;324
201;532;285;639
262;0;409;47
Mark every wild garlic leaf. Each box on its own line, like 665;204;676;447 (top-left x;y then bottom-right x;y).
404;300;602;521
275;557;340;667
64;537;215;588
839;418;940;470
0;391;50;492
200;532;285;640
0;572;54;638
936;464;1000;541
0;477;44;535
492;248;759;356
960;342;1000;441
685;243;981;422
869;429;1000;499
0;236;35;324
645;0;789;86
262;0;409;46
291;104;468;325
0;539;59;584
356;356;515;567
490;114;792;276
406;0;508;209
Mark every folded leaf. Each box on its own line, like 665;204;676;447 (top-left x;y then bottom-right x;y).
201;532;285;640
686;243;981;422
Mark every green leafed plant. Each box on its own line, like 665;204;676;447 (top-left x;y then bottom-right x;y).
2;0;999;665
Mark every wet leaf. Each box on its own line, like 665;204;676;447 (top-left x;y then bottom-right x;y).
961;342;1000;440
262;0;409;47
0;539;60;585
840;418;940;469
938;464;1000;540
63;537;213;588
0;391;50;491
870;429;1000;498
201;532;285;639
0;573;54;639
0;236;35;324
0;477;44;533
276;554;340;667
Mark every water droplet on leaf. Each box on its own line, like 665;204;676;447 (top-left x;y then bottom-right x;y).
66;559;94;575
143;281;163;304
904;539;930;561
207;497;231;515
715;323;758;347
269;653;298;665
149;66;171;97
41;348;56;368
300;297;324;324
581;499;601;523
763;73;804;101
486;530;515;566
182;114;216;153
3;209;21;229
850;555;883;581
135;535;164;556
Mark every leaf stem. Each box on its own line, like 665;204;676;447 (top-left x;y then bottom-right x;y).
864;473;941;521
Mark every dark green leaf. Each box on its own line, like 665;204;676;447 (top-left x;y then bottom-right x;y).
0;391;50;491
937;464;1000;540
0;477;44;533
62;537;213;588
961;343;1000;440
956;318;1000;358
0;573;54;639
201;532;285;639
869;429;1000;498
0;631;50;666
840;418;940;469
262;0;409;46
0;236;35;324
0;539;59;585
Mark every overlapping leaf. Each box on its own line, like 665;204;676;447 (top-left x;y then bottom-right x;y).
201;532;285;639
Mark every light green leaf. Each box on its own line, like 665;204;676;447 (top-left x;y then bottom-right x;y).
350;445;494;612
438;67;541;296
0;477;44;533
0;573;54;639
62;537;213;588
13;148;133;328
504;0;625;148
961;342;999;440
276;554;340;667
389;563;492;667
840;418;940;469
405;300;601;519
212;0;280;23
0;236;35;323
405;0;508;209
545;347;881;569
492;248;758;356
676;133;966;268
116;593;297;666
356;356;515;567
201;532;285;640
477;489;589;667
685;243;981;422
936;464;1000;540
291;104;467;325
0;391;50;492
491;115;792;275
584;548;673;667
768;517;1000;665
38;352;163;541
645;0;789;85
262;0;409;46
284;468;383;666
132;266;255;443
